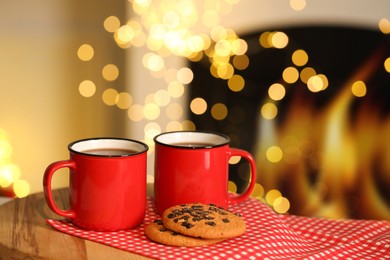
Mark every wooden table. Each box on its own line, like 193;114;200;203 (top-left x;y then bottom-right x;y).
0;188;151;259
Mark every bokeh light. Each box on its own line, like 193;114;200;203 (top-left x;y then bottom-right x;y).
273;197;290;213
229;155;241;164
228;181;237;193
13;179;30;198
232;55;249;70
211;103;228;120
0;129;29;198
168;81;185;98
261;102;278;119
177;67;194;84
102;64;119;81
78;80;96;98
0;140;12;160
290;0;307;11
283;67;299;84
271;32;289;49
143;103;161;120
307;75;325;92
190;97;207;115
351;80;367;97
104;15;121;33
259;31;272;48
166;121;183;131
268;83;286;101
128;104;144;121
102;88;119;106
300;67;317;83
265;189;282;205
143;53;165;72
228;74;245;92
384;57;390;73
116;92;133;109
378;18;390;34
292;49;308;66
251;183;265;198
266;146;283;163
77;44;94;61
154;89;171;107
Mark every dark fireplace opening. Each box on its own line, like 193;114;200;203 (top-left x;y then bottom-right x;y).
189;25;390;220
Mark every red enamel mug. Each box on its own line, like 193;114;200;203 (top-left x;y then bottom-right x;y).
43;137;148;231
153;131;257;214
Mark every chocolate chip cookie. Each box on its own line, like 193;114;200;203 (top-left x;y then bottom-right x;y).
144;219;226;247
161;203;246;239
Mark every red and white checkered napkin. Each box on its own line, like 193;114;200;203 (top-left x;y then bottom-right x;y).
47;197;390;260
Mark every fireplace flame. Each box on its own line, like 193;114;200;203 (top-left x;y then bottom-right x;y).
256;45;390;220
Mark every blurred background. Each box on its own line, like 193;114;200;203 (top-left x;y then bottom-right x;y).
1;0;389;220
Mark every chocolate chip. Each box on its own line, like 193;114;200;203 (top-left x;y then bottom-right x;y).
153;219;163;225
171;231;180;236
205;221;216;226
218;210;228;215
181;222;193;229
159;227;167;232
222;218;230;223
167;213;176;219
181;207;190;213
173;209;184;215
209;206;218;212
192;217;202;222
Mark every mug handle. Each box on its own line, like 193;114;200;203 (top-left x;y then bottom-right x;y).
43;160;76;218
226;148;257;206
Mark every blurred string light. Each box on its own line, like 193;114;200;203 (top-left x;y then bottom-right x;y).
289;0;307;11
351;80;367;97
379;19;390;79
385;57;390;73
378;18;390;34
0;128;30;198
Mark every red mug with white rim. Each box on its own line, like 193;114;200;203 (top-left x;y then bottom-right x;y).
43;137;148;231
153;131;257;214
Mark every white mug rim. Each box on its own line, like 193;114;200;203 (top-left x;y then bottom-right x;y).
68;137;149;157
153;131;230;149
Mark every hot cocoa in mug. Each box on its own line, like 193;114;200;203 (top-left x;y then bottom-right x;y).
153;131;257;214
43;137;148;231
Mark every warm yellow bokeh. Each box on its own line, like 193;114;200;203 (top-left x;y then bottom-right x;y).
266;146;283;163
261;103;278;119
268;83;286;101
283;67;299;84
77;44;94;61
292;49;308;66
78;80;96;98
351;80;367;97
290;0;306;11
190;97;207;115
211;103;228;120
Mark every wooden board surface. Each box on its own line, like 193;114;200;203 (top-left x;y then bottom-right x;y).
0;188;151;259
